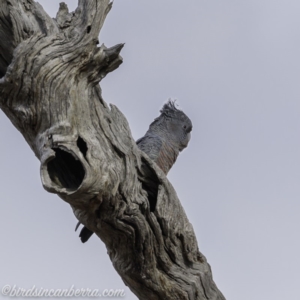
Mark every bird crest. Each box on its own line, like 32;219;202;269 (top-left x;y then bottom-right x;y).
160;99;179;118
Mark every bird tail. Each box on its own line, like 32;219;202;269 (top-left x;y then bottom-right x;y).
75;222;94;243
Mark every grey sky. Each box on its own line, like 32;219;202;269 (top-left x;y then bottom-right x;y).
1;1;300;299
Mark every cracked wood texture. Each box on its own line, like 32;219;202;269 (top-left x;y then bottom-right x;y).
0;1;226;299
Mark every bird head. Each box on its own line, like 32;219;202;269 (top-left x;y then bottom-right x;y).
159;100;192;151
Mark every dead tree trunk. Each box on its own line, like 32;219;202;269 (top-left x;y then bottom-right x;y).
0;1;225;299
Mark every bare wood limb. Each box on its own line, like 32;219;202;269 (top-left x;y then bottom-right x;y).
0;1;225;299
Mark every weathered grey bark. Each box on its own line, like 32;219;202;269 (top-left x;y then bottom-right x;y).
0;1;225;299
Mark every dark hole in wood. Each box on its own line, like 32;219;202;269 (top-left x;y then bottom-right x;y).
87;25;91;34
142;181;158;212
139;158;160;212
47;148;85;191
77;136;88;159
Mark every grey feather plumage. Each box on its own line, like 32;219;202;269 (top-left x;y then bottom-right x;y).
137;100;192;173
76;100;192;242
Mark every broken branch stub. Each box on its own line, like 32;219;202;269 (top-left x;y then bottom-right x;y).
0;1;225;299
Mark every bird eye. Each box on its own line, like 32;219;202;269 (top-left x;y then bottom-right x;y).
184;125;192;133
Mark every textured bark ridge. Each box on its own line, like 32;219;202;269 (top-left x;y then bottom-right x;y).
0;1;225;299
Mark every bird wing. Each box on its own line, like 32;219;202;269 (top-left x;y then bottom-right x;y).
136;134;163;163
